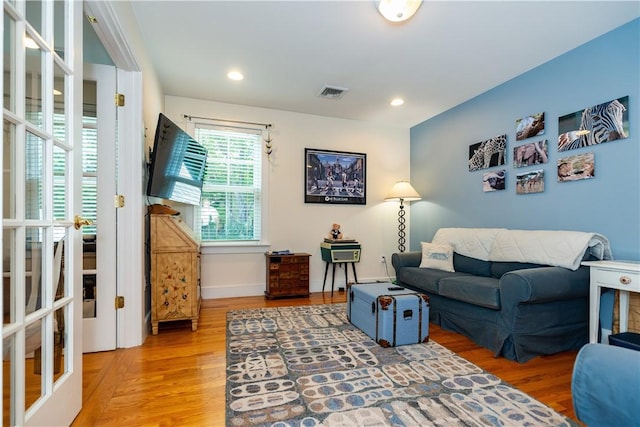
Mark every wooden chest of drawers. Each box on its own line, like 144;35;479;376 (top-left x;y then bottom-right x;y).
265;253;310;299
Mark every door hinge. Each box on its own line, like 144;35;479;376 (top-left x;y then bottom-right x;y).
115;296;125;309
114;194;125;208
115;93;125;107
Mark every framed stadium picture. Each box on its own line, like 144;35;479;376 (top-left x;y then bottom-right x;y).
305;148;366;205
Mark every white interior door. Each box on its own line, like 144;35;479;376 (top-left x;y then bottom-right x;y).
81;63;117;353
2;1;83;425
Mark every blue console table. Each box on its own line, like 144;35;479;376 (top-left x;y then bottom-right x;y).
320;240;361;295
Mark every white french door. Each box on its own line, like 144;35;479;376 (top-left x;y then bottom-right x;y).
81;63;117;353
2;0;83;425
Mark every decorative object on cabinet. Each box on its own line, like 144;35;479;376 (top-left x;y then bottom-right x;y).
305;148;366;205
384;181;421;252
264;253;310;299
558;96;629;152
149;212;201;335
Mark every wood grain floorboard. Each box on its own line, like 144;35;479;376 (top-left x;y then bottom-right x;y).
72;292;581;426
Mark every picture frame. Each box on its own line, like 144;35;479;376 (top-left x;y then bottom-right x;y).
558;152;595;183
515;112;545;141
516;169;545;195
305;148;366;205
468;134;507;171
557;96;629;152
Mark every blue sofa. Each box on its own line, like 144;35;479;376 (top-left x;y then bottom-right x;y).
572;343;640;427
392;250;591;362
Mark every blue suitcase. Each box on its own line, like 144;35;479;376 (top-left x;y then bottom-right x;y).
347;283;429;347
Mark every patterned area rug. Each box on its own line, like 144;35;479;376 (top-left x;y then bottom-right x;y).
226;303;577;427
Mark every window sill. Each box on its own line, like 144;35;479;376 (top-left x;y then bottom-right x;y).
200;242;270;255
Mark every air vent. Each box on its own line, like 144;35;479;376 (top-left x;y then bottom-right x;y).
317;85;349;100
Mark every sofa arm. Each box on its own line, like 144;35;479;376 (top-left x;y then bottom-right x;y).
572;343;640;427
500;265;590;305
391;251;421;272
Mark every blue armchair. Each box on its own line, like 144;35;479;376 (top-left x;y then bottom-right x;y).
572;343;640;427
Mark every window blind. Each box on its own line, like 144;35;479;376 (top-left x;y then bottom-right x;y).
193;124;263;242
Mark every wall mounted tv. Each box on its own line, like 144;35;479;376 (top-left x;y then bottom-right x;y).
146;114;208;206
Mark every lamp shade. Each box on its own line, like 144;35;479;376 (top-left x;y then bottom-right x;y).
378;0;423;22
385;181;421;201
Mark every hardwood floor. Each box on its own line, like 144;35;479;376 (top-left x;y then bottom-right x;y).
71;292;581;426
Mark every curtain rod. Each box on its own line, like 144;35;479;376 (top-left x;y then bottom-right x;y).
184;114;272;129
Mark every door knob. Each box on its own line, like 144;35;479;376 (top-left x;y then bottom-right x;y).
74;215;93;230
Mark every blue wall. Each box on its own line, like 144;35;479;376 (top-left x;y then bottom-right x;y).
409;19;639;260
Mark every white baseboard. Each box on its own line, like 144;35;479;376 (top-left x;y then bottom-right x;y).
201;276;394;300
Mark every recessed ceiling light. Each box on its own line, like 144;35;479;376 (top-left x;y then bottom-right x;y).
390;98;405;106
25;37;38;49
227;71;244;81
378;0;423;22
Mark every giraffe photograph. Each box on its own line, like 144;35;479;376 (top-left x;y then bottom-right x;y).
516;112;545;141
557;96;629;152
557;152;595;183
468;134;507;171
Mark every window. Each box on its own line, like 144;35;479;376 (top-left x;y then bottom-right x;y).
191;122;266;245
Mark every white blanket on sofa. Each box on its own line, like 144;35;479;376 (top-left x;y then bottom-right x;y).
488;229;612;270
432;228;613;270
433;228;505;261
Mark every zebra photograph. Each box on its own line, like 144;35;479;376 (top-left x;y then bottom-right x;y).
557;96;629;152
557;152;595;183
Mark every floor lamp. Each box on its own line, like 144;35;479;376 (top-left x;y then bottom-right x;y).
385;181;421;252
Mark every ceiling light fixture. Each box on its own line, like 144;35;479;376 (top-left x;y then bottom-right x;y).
227;71;244;81
390;98;405;106
377;0;423;22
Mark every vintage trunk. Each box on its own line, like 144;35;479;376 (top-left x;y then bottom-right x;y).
347;282;429;347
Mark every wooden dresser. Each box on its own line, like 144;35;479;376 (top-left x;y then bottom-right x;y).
265;253;311;299
150;213;201;335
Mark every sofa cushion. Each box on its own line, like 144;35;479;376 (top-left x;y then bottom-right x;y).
490;261;545;278
438;275;501;309
453;253;492;277
397;267;470;294
419;242;454;272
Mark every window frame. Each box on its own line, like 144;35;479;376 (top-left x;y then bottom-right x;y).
186;118;270;254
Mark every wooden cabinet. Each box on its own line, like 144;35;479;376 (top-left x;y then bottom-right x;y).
265;253;310;299
150;213;201;335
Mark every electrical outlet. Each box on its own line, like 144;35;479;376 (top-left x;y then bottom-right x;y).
380;255;386;263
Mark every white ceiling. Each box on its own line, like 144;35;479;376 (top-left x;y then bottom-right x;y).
129;1;639;129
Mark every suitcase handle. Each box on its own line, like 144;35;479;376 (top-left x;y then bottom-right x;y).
387;287;404;291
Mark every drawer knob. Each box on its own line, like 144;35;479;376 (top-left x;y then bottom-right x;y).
620;276;632;285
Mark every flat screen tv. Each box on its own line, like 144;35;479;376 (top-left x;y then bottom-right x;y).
146;114;208;206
